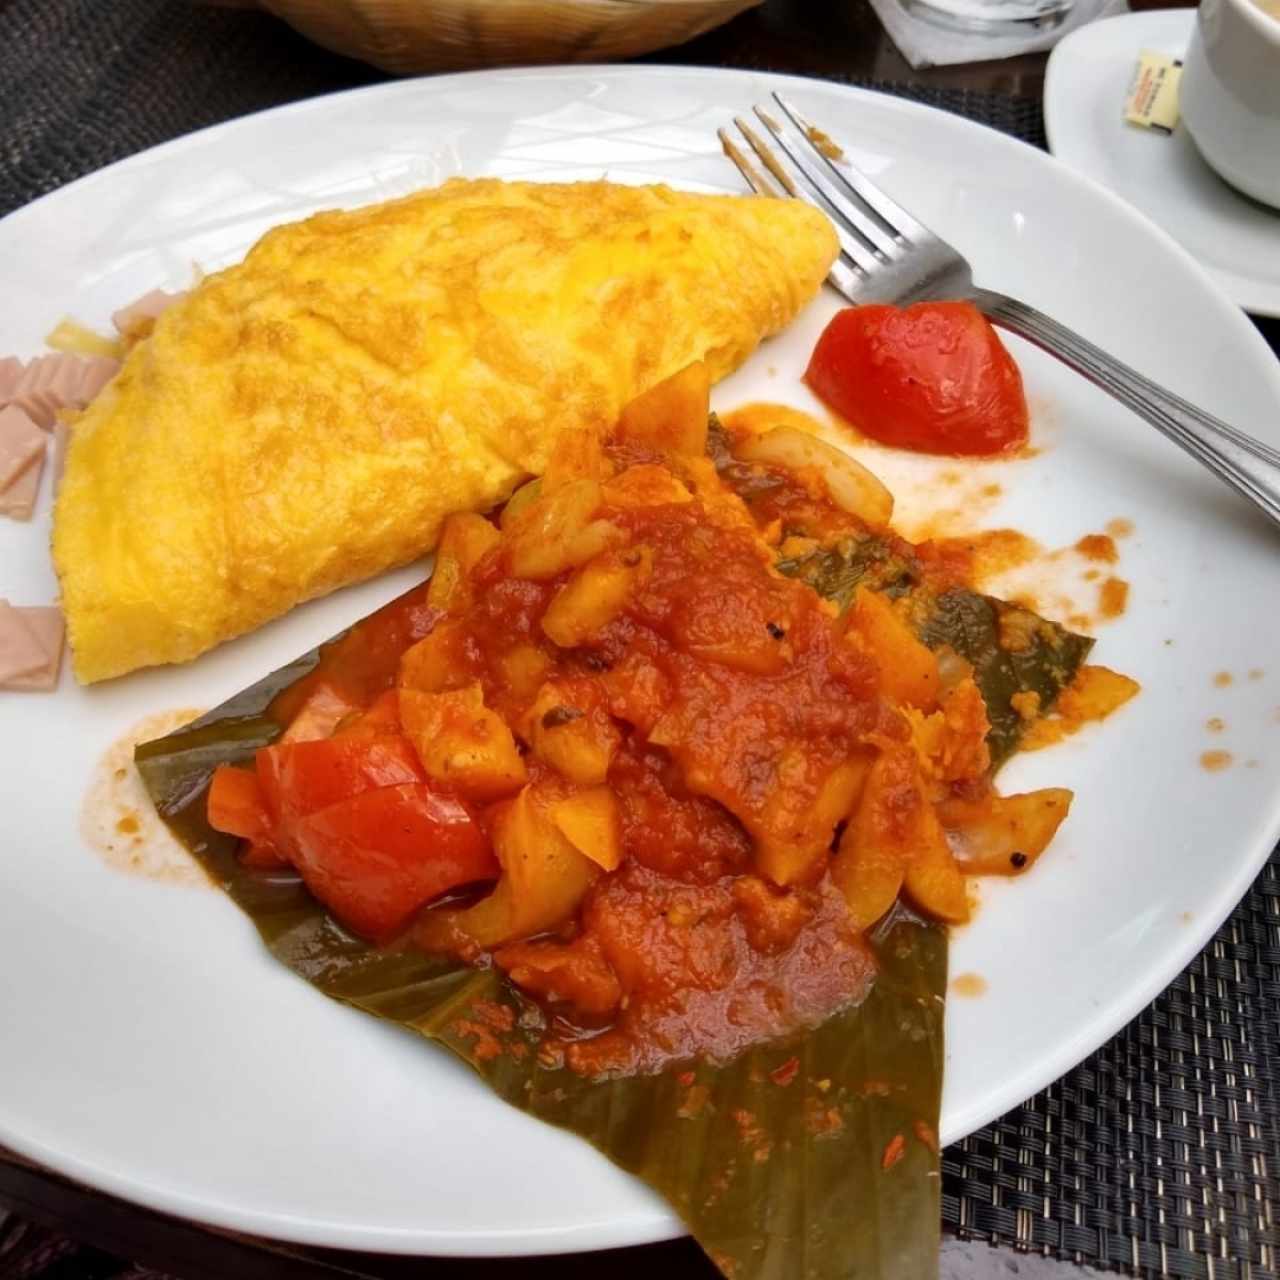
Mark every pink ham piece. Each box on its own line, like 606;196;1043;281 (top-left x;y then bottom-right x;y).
77;356;120;404
0;451;44;520
112;288;185;338
12;355;74;428
0;601;48;682
0;356;23;403
7;352;120;427
0;404;45;490
0;602;65;691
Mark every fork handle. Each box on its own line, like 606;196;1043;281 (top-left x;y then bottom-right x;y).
969;288;1280;530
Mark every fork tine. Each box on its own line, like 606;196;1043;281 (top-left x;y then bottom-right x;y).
771;92;933;243
730;116;883;278
750;106;904;262
717;127;785;200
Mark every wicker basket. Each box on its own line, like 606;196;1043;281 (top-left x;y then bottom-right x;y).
226;0;762;73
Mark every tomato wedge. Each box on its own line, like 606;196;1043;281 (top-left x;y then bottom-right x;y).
208;765;272;842
805;301;1028;457
291;783;497;940
207;764;289;869
255;733;424;831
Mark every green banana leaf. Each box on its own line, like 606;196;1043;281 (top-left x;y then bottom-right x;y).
776;534;919;609
918;590;1093;768
776;541;1094;767
134;610;947;1280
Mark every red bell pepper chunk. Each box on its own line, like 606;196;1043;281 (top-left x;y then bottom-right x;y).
290;782;497;940
208;765;291;868
254;733;425;838
208;765;273;842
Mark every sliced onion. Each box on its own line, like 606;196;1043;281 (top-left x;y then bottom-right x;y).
736;426;893;527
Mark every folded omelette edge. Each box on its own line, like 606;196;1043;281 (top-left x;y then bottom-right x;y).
52;178;839;683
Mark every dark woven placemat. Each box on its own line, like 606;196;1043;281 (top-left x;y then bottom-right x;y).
2;2;1279;1277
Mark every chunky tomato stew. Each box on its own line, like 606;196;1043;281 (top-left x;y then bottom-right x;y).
209;362;1072;1075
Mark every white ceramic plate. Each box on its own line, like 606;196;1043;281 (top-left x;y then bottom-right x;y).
2;65;1280;1258
1044;8;1280;318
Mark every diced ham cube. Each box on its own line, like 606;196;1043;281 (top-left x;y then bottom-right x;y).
77;356;120;404
9;352;121;426
0;404;45;489
0;356;23;402
0;448;43;520
112;288;185;338
0;601;49;681
12;355;64;428
0;602;65;692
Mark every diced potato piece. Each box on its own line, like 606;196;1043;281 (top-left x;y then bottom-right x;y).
400;684;527;801
905;707;945;765
732;877;813;954
815;754;873;831
598;651;669;736
646;713;680;748
493;643;553;701
549;787;623;871
832;746;969;927
493;936;621;1016
755;836;825;889
503;478;626;580
500;478;542;530
427;512;501;614
755;754;871;887
422;786;599;948
541;547;651;649
831;832;904;932
938;788;1072;876
849;588;939;710
1065;666;1140;720
46;318;122;359
399;619;476;694
903;833;970;925
736;426;893;527
527;683;621;786
602;464;694;510
1019;666;1140;752
615;361;710;456
932;677;992;783
667;580;794;677
831;750;913;928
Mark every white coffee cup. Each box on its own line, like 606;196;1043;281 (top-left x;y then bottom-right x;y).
1179;0;1280;208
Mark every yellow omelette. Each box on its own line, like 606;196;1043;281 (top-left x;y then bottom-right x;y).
53;178;837;682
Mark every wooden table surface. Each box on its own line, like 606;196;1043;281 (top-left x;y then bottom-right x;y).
2;0;1276;1275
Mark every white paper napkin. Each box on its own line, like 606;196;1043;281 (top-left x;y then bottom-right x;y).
869;0;1129;68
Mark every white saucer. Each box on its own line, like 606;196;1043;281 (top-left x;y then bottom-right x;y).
1045;8;1280;317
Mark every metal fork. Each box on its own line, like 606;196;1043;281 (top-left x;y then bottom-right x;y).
720;94;1280;531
